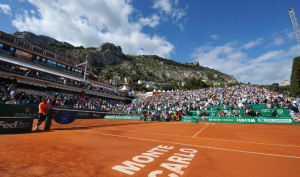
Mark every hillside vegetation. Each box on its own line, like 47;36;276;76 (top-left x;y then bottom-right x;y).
13;31;237;87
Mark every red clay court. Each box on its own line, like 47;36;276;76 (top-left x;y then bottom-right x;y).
1;121;300;177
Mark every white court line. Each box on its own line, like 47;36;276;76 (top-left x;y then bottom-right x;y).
280;127;299;131
193;124;210;138
97;128;300;148
78;130;300;159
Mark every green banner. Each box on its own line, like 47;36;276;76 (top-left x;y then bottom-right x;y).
181;116;197;123
0;104;39;118
104;115;141;120
189;108;290;117
205;116;295;125
181;118;197;123
257;118;294;124
0;117;33;133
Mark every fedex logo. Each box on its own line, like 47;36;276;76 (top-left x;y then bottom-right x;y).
0;121;30;129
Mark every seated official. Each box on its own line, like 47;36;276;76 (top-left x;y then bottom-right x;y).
255;110;262;117
271;109;276;117
234;109;239;117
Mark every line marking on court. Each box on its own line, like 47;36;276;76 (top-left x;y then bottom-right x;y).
94;128;300;148
78;130;300;159
279;127;299;131
193;124;210;138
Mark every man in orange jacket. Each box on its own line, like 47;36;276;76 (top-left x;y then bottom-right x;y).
34;97;52;131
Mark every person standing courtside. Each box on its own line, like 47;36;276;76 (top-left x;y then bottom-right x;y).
34;97;52;131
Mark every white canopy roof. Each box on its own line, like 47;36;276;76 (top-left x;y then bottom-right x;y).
120;85;129;91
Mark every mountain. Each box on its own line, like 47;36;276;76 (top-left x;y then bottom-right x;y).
12;31;73;47
12;31;238;85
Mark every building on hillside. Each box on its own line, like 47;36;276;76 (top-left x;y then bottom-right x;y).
138;80;147;85
228;80;237;84
146;82;154;88
113;75;120;81
124;77;133;84
280;80;289;86
110;79;117;86
193;59;199;65
111;72;119;76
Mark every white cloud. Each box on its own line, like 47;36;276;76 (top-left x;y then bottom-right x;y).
0;4;12;15
191;42;300;85
153;0;172;14
241;37;263;49
211;35;218;40
270;29;295;46
287;31;295;39
272;37;285;46
12;0;174;59
152;0;188;31
172;4;188;22
138;14;160;28
30;10;35;14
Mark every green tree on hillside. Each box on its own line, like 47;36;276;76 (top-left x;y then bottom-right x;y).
183;77;208;90
291;56;300;97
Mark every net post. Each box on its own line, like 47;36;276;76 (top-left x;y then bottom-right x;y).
44;108;53;130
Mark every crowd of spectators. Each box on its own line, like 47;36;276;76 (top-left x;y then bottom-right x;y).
0;63;121;96
1;78;299;119
110;85;299;119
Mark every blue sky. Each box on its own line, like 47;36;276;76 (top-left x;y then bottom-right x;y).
1;0;300;85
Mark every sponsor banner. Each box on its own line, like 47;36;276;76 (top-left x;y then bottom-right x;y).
104;115;141;120
205;117;295;125
207;117;237;123
207;117;258;124
104;115;116;119
257;118;294;124
0;117;33;133
54;112;76;124
181;118;197;123
0;105;108;119
0;104;39;118
189;108;290;117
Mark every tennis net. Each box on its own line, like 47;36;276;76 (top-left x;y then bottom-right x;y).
44;108;153;130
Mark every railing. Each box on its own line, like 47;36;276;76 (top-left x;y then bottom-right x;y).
0;67;127;98
32;46;44;54
0;49;14;56
17;40;31;49
0;34;15;43
0;33;91;70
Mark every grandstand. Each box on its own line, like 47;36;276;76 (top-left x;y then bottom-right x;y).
0;30;133;108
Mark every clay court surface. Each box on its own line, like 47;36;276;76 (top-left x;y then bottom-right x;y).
1;120;300;177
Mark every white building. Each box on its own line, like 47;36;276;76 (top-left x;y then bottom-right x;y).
193;59;199;65
228;80;236;84
146;82;154;88
280;80;289;86
113;75;120;81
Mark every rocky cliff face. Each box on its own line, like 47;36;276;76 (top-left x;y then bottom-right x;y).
12;31;73;47
41;42;125;66
12;31;238;83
